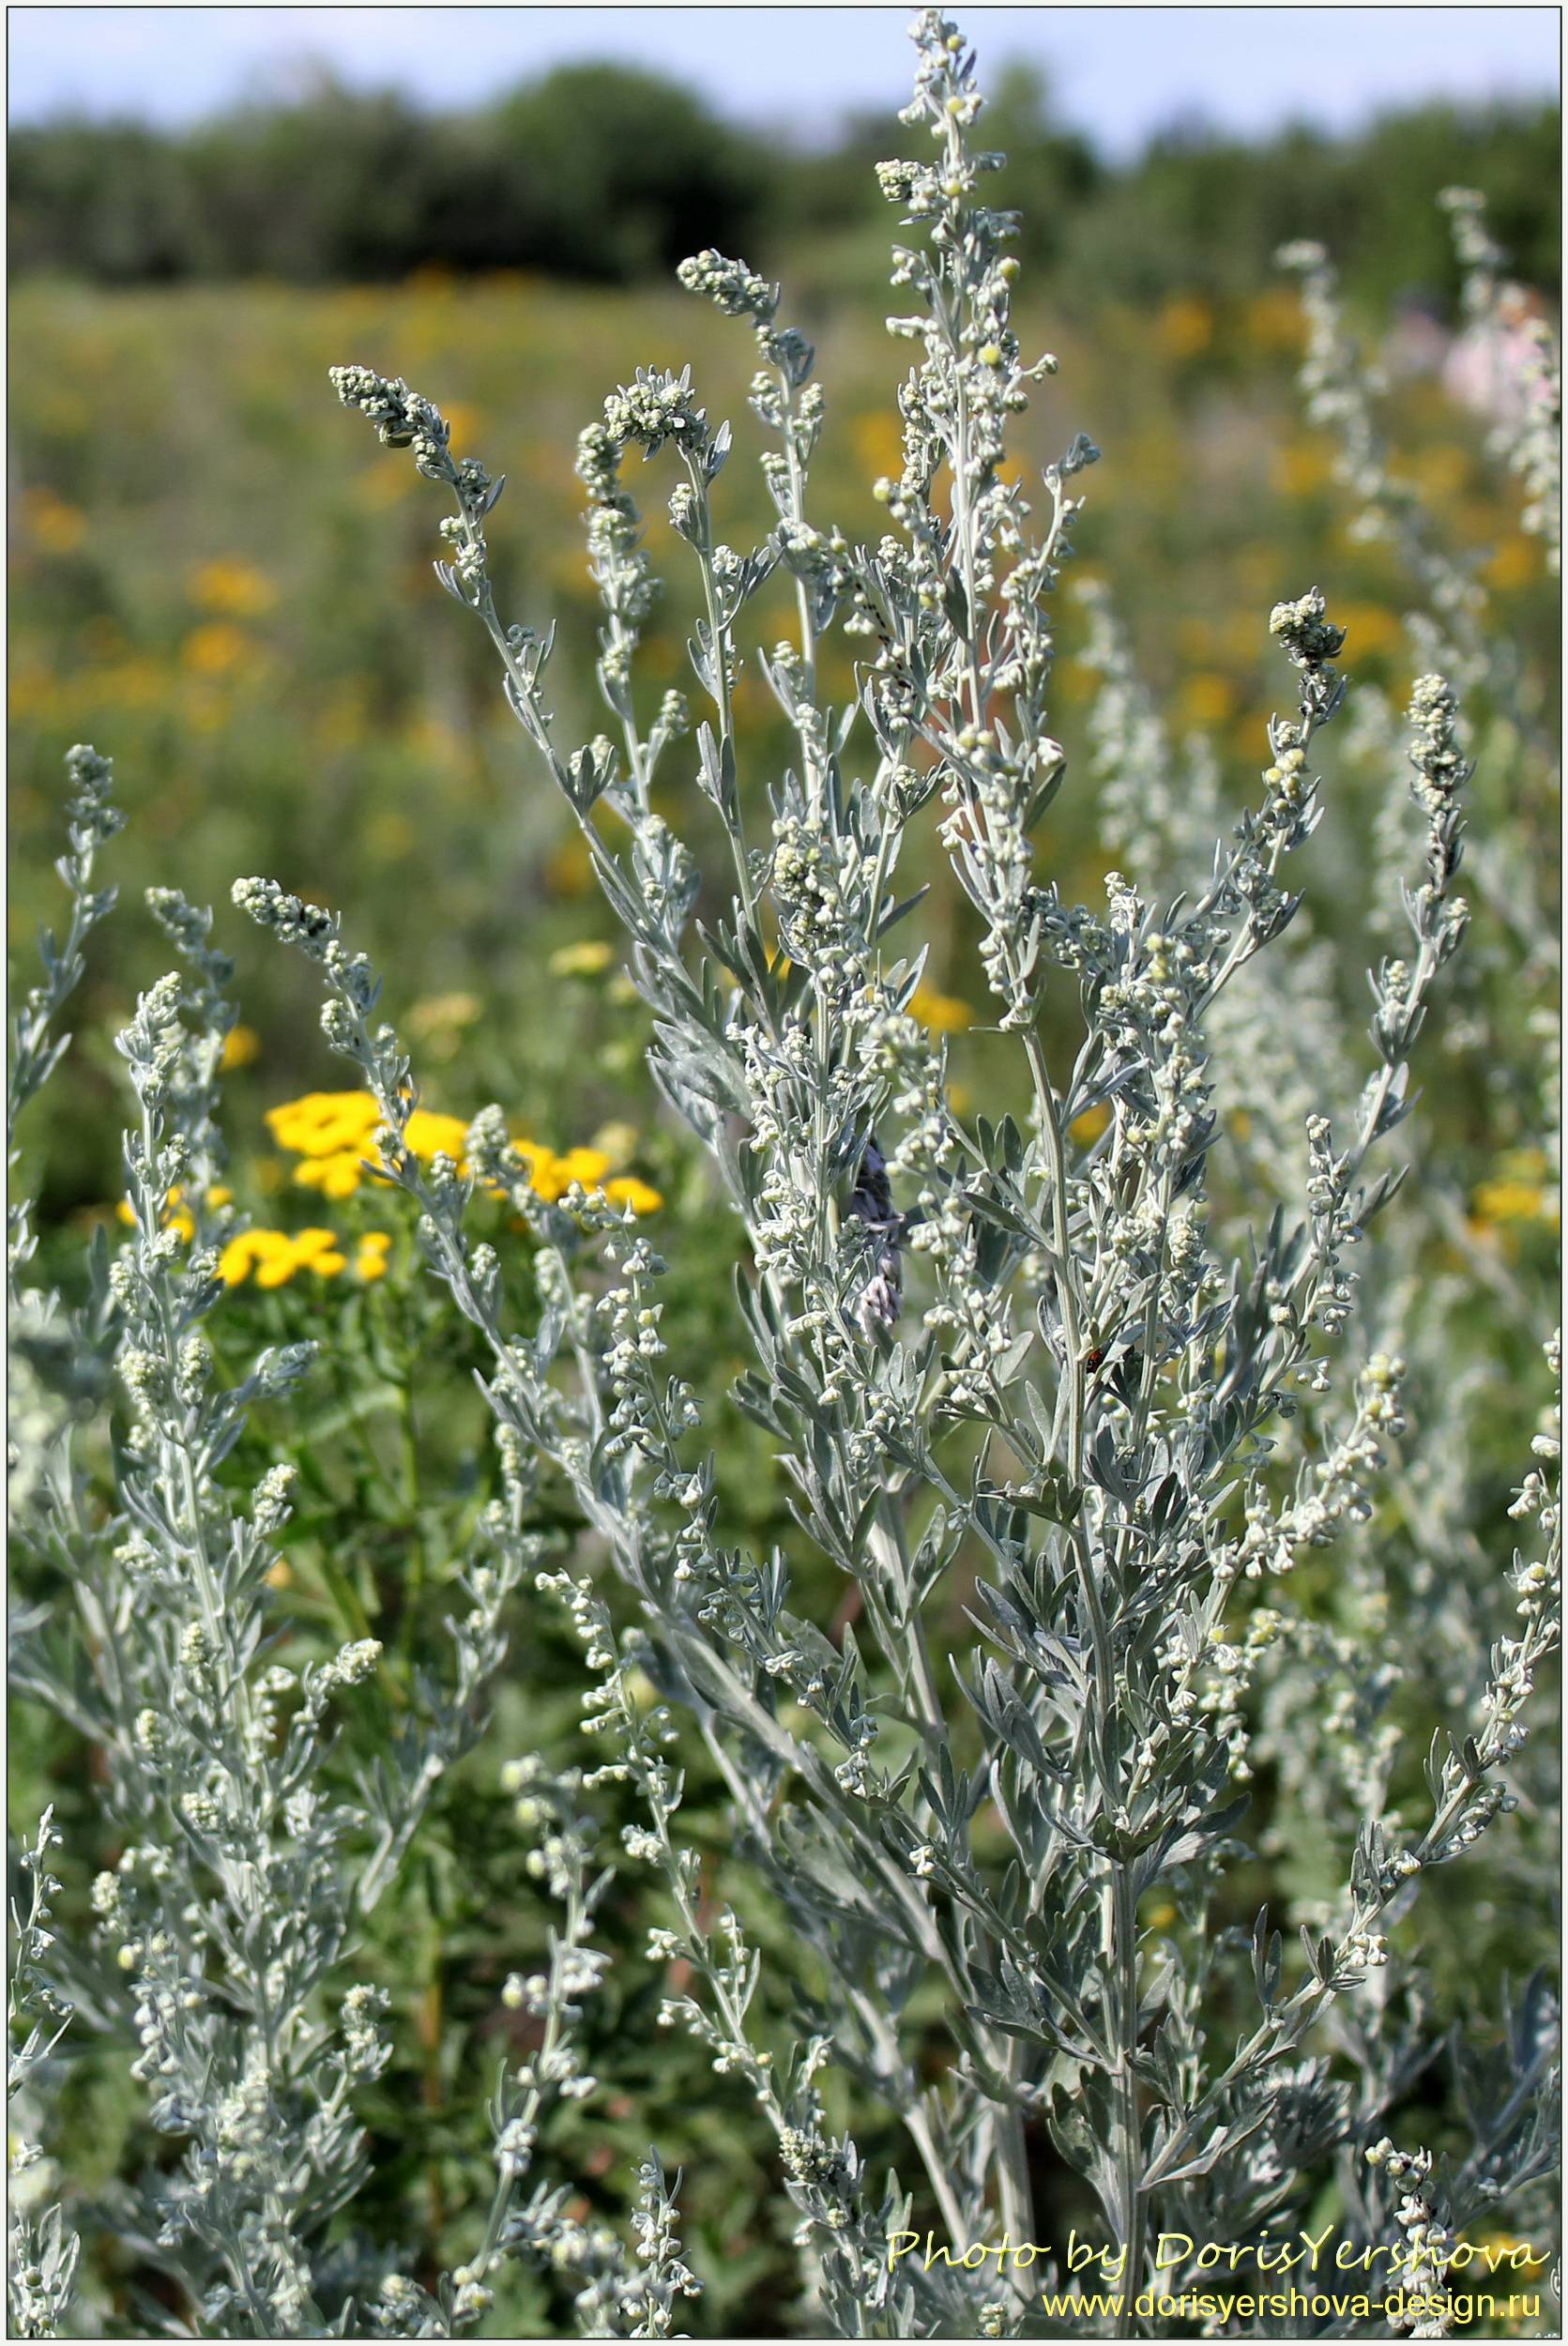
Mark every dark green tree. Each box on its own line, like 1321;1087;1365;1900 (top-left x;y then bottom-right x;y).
487;63;766;282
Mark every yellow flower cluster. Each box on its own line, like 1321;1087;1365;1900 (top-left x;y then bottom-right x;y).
221;1024;261;1071
265;1091;471;1198
1470;1149;1560;1232
219;1226;391;1288
264;1090;662;1214
116;1184;232;1241
517;1145;662;1214
546;939;615;978
908;981;974;1034
188;556;278;618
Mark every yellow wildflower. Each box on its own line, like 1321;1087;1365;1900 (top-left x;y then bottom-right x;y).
544;831;594;898
1244;286;1307;354
219;1230;299;1288
253;1250;299;1288
1272;441;1334;500
188;556;278;618
115;1183;229;1239
180;622;255;678
1484;535;1540;594
216;1225;349;1287
1155;295;1213;360
403;1108;469;1164
1471;1177;1558;1227
555;1147;613;1189
590;1121;639;1171
294;1151;364;1200
408;992;483;1037
355;1232;393;1282
601;1176;663;1216
1470;1152;1559;1233
266;1091;382;1159
221;1024;261;1070
849;409;905;480
516;1144;568;1201
25;489;88;554
910;982;974;1034
548;939;616;978
1176;672;1236;729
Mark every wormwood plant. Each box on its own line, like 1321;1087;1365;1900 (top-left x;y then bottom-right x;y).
8;12;1560;2339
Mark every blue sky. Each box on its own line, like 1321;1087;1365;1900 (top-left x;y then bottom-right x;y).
7;8;1559;155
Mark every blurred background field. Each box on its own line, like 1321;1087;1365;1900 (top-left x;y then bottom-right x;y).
8;19;1562;2333
9;19;1560;1208
8;117;1560;1215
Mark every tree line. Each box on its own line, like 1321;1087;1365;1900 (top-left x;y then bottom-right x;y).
9;59;1559;308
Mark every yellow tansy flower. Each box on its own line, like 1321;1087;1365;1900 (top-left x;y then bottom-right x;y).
26;489;87;554
403;1109;469;1164
601;1176;663;1216
1471;1156;1560;1228
548;939;616;978
219;1230;298;1288
555;1147;613;1189
516;1144;568;1201
293;1227;347;1275
221;1024;261;1071
910;982;974;1034
355;1232;392;1282
255;1243;304;1287
217;1226;347;1287
189;556;277;617
1176;672;1236;728
1155;295;1213;359
408;991;483;1036
180;621;255;678
294;1151;365;1200
266;1091;383;1159
591;1121;639;1171
116;1183;228;1239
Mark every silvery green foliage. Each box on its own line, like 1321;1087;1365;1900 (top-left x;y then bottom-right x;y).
8;752;124;2344
8;747;124;1518
259;10;1562;2330
10;802;617;2336
1276;201;1560;1320
1277;221;1560;981
1275;236;1491;696
8;1811;80;2340
367;1749;641;2340
21;940;377;2336
8;748;124;1145
1075;579;1222;899
1439;188;1561;577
